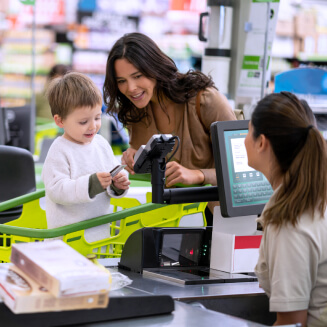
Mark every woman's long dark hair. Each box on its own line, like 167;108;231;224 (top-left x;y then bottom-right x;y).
103;32;215;126
251;92;327;228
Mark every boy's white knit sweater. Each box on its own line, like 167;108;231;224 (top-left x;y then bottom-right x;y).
42;135;128;242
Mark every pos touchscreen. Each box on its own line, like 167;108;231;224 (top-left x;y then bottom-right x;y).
211;120;273;217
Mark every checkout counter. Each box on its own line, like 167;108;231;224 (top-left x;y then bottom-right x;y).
0;243;275;327
0;294;272;327
108;263;275;326
0;257;274;327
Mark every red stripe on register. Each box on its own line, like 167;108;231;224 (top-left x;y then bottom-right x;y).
234;235;262;249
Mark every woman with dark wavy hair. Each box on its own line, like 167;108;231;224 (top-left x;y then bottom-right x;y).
245;91;327;327
103;33;235;210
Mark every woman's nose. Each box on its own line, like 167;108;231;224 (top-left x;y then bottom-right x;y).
127;80;137;92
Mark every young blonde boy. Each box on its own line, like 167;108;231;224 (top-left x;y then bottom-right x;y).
42;72;130;242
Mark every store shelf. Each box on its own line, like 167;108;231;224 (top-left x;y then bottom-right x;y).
0;29;56;106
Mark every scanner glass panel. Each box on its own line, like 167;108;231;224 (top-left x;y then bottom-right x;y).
160;231;203;267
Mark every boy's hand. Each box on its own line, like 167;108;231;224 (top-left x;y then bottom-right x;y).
96;172;112;189
112;172;130;190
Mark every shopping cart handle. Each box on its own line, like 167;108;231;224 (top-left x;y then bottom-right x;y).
0;192;166;238
0;189;46;212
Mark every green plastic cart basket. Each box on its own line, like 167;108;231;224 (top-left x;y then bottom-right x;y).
0;189;207;263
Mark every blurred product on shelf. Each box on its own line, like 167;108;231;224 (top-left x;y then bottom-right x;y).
273;3;327;62
0;29;56;108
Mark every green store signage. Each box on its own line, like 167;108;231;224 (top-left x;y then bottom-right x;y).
253;0;279;2
242;56;260;70
19;0;35;5
242;55;271;71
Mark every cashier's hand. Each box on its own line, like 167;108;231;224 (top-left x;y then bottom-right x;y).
112;172;130;190
97;172;112;189
121;148;137;175
165;162;205;187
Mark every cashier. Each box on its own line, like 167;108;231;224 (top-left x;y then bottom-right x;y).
244;91;327;327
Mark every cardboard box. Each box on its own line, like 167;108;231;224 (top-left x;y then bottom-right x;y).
10;240;111;297
294;11;316;38
210;207;262;273
275;19;294;37
0;265;109;314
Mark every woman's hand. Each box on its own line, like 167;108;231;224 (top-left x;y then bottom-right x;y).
113;172;130;190
96;172;112;189
165;162;205;187
121;148;137;174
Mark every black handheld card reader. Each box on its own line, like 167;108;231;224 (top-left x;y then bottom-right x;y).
133;134;176;203
134;134;175;174
133;134;218;204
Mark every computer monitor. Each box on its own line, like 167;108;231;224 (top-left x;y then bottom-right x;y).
1;106;33;152
211;120;273;217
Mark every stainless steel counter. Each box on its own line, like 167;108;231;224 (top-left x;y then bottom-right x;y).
119;268;264;300
106;266;275;326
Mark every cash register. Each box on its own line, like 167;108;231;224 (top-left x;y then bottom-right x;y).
118;120;273;284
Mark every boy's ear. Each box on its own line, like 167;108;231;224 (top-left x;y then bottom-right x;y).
54;114;64;128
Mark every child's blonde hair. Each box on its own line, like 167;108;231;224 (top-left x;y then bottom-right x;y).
46;72;102;119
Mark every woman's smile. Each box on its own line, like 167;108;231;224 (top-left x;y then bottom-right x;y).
130;91;145;101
